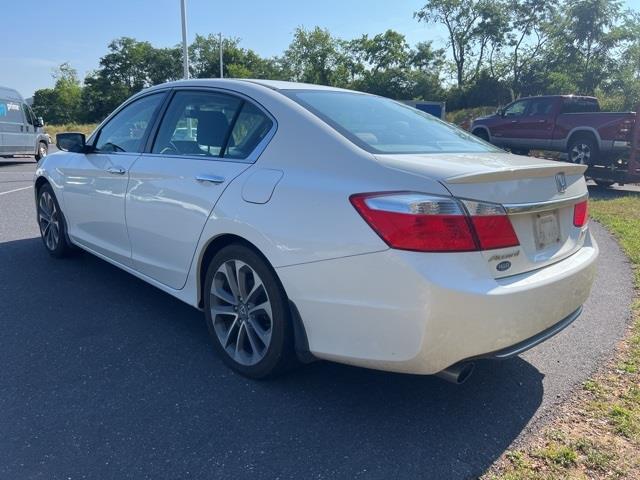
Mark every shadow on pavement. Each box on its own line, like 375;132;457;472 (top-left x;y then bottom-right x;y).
0;238;544;479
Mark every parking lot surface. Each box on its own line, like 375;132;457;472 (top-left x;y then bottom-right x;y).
0;159;636;479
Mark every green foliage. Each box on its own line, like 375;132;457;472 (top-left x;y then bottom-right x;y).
32;63;83;124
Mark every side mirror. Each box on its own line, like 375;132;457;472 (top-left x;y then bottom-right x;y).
56;132;87;153
35;117;45;128
496;108;505;117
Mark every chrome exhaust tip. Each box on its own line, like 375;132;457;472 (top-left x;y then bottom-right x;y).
435;362;475;384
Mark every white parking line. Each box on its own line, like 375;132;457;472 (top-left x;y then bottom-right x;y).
0;186;33;196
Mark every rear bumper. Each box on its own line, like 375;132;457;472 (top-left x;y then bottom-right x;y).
278;229;598;375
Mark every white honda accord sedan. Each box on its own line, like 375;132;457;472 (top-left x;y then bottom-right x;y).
35;79;597;382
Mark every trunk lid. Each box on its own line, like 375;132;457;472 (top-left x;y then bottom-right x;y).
374;152;589;277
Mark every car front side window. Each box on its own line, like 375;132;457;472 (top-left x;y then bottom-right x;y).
504;100;528;118
95;93;165;153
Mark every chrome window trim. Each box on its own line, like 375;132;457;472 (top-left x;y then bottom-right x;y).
503;193;588;215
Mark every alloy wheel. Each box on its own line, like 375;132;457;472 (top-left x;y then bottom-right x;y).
210;260;273;366
570;143;591;164
39;143;48;159
38;191;60;251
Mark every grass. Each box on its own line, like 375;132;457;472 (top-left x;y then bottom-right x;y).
44;123;98;140
485;195;640;479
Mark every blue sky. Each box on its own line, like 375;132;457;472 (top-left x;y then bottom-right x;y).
1;0;639;98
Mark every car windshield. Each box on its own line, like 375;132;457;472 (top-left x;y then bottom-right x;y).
284;90;499;155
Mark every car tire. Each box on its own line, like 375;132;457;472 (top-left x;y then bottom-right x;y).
568;136;598;165
37;184;72;258
204;244;295;379
35;141;48;161
472;129;490;142
510;148;530;156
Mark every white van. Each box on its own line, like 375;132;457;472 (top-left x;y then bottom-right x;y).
0;86;50;160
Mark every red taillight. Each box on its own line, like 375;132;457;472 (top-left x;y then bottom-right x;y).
573;200;589;227
350;192;519;252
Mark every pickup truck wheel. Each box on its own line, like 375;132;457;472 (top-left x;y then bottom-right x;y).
472;129;490;142
35;141;48;161
594;180;615;188
568;137;598;165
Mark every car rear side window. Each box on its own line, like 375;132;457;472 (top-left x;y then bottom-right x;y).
95;93;165;153
526;98;554;116
224;102;273;160
0;99;24;123
152;91;242;158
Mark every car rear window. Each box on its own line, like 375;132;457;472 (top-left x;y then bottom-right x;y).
284;90;499;155
561;98;600;114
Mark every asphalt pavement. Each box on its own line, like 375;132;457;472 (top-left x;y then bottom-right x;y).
0;157;636;479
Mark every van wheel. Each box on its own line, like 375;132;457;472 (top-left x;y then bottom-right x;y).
204;244;295;379
35;141;48;161
568;136;598;165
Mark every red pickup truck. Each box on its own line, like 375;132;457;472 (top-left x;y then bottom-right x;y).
471;95;636;167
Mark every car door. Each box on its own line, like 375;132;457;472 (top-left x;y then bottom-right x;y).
490;99;529;148
517;97;554;149
61;92;167;266
126;89;275;289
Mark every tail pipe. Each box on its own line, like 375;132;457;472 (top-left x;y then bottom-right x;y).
435;362;475;384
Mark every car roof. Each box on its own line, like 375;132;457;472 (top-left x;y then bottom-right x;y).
0;86;24;101
517;94;598;102
143;78;352;94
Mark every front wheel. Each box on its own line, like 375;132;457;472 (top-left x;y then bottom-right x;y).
204;244;295;379
35;141;48;161
37;184;72;258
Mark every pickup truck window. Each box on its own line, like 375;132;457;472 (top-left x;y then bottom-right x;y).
504;100;528;117
527;98;554;116
561;98;599;114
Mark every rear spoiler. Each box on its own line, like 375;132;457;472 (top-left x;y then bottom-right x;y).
445;163;587;184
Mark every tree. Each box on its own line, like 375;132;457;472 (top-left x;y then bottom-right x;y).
32;63;83;124
415;0;509;87
281;27;350;86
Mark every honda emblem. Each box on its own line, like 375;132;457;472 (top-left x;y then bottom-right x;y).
555;172;567;193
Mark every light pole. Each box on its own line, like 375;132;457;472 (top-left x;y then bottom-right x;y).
180;0;189;79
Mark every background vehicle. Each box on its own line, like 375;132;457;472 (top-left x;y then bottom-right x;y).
0;86;49;160
471;95;636;169
35;79;597;383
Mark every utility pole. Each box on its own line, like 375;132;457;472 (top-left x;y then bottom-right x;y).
219;32;224;78
180;0;189;79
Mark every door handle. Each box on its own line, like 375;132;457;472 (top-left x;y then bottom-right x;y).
538;119;547;123
106;167;126;175
195;174;225;184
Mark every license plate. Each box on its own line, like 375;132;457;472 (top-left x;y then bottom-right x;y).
534;211;560;250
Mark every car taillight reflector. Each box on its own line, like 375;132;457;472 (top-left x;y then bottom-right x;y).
350;192;520;253
573;200;589;227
